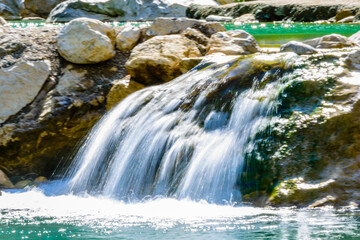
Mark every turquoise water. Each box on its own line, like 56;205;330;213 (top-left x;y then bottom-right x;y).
1;188;360;239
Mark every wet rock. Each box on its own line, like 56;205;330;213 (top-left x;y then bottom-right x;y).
207;30;260;55
47;0;219;22
126;34;202;84
181;28;209;55
0;169;14;188
0;60;51;124
106;75;145;110
205;15;233;22
14;179;33;189
303;34;356;49
24;0;66;18
57;18;116;64
280;41;317;55
116;25;141;52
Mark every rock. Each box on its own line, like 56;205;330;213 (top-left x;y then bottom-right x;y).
181;28;209;55
308;195;337;208
338;16;355;23
216;0;234;4
344;50;360;69
197;22;226;37
205;15;233;22
106;75;145;110
126;34;202;84
280;41;317;55
233;14;257;25
146;17;205;36
349;30;360;44
0;34;27;58
116;26;141;52
22;17;45;21
207;30;260;55
0;0;23;20
24;0;66;18
57;18;116;64
0;60;51;124
14;179;33;189
34;176;48;183
0;169;14;188
0;16;6;25
335;9;353;22
303;34;356;49
47;0;219;22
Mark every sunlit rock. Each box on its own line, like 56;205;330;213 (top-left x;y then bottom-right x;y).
126;34;202;84
280;41;317;55
205;15;233;22
0;60;51;124
24;0;65;18
303;34;356;49
106;75;145;110
116;25;141;51
57;18;116;64
344;50;360;69
0;169;14;188
335;9;353;22
233;14;257;24
207;30;260;55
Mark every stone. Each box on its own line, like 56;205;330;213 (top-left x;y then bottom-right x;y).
216;0;234;4
335;9;353;22
338;16;354;23
0;169;14;188
198;22;226;37
0;34;26;58
207;30;260;55
205;15;233;22
344;50;360;70
0;60;51;124
234;14;257;25
280;41;317;55
0;0;22;20
146;17;205;36
47;0;219;22
24;0;66;18
179;57;203;74
308;195;336;208
0;16;6;25
14;179;33;189
303;34;356;49
125;34;202;84
106;75;145;110
57;18;116;64
34;176;48;183
116;25;141;51
349;30;360;44
181;28;209;55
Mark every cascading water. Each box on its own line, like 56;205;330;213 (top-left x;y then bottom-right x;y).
63;53;295;204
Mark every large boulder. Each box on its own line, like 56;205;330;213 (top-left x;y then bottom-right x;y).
0;60;51;124
280;41;317;55
24;0;66;18
57;18;116;64
47;0;219;22
207;30;260;55
344;50;360;69
125;34;202;84
303;34;356;49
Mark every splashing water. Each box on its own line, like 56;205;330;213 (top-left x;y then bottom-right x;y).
62;53;295;204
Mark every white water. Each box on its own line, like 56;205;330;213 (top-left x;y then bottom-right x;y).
63;54;294;204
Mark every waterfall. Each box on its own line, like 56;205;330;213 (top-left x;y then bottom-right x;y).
64;53;295;204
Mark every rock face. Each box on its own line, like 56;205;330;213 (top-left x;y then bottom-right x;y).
0;25;140;178
126;34;202;84
47;0;219;22
0;60;51;124
24;0;66;18
187;3;360;22
207;30;260;55
303;34;356;49
280;41;317;55
116;26;141;52
57;18;116;64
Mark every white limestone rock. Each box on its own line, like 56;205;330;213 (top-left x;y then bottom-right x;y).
57;18;116;64
0;60;51;124
280;41;317;55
